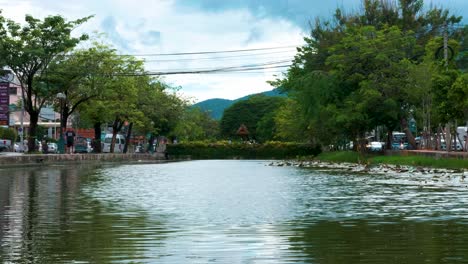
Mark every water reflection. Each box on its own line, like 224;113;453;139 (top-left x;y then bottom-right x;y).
1;160;468;263
0;165;168;263
287;219;468;263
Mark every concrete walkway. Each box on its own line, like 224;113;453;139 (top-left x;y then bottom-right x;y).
0;152;166;166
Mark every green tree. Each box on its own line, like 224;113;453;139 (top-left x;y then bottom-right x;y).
273;99;310;142
0;127;17;142
456;26;468;72
127;78;185;152
0;13;91;152
45;42;118;131
273;0;463;150
220;95;286;141
172;107;219;141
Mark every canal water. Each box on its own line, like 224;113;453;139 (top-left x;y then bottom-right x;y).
1;160;468;263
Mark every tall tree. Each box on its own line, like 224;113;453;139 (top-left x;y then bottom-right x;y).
0;13;91;152
45;43;117;131
172;107;219;142
220;95;286;141
274;0;463;150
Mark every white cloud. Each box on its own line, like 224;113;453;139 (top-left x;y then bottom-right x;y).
0;0;303;103
1;0;465;102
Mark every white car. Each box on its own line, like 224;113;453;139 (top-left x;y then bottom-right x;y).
47;142;58;153
368;141;383;152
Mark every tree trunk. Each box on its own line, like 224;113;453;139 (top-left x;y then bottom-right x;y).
436;126;443;150
386;129;393;150
445;123;452;152
93;122;102;153
123;122;133;153
110;117;124;153
28;112;39;153
61;104;70;130
401;118;417;150
110;131;117;153
147;134;155;153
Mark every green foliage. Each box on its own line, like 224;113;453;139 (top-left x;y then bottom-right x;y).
173;107;219;141
0;13;91;152
0;127;17;141
167;141;322;159
432;69;464;123
316;151;468;169
455;25;468;72
46;42;121;128
220;95;286;140
273;99;308;142
272;0;465;149
370;155;468;169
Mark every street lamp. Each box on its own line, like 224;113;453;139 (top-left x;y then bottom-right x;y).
56;92;66;154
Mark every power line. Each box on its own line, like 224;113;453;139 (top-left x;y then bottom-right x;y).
114;45;300;57
144;59;292;72
114;64;292;76
40;59;293;76
142;51;296;62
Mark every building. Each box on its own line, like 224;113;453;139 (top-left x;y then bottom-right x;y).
6;76;62;139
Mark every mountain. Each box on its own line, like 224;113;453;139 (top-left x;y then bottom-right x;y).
192;98;234;120
192;88;286;120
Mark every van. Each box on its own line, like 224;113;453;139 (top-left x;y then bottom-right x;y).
102;134;126;153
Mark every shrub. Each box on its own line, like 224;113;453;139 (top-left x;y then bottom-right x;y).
166;141;321;159
0;127;17;142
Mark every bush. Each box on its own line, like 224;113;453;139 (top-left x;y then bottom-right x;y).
166;141;322;159
0;127;17;142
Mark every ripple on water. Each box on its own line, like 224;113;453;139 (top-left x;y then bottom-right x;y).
2;160;468;263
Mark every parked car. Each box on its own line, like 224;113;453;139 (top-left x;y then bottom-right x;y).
75;137;90;153
368;141;383;152
392;141;408;150
47;142;58;153
441;140;463;151
0;139;12;152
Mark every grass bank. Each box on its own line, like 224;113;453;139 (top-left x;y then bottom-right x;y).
315;151;468;170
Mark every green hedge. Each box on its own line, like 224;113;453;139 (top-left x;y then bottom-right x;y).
166;141;322;159
0;127;17;142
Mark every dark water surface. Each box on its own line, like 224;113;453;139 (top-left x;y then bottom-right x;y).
1;160;468;263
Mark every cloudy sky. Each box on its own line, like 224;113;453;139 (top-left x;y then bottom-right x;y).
1;0;466;102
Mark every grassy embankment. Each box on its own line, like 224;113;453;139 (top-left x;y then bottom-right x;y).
315;151;468;170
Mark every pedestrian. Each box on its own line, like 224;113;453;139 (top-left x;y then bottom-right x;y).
65;129;76;154
42;137;48;154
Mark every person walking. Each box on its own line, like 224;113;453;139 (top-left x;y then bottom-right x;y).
65;130;76;154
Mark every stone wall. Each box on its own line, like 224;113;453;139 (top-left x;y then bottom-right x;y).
0;153;166;166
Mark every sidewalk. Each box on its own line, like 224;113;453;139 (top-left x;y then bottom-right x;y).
0;151;24;156
0;152;166;166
